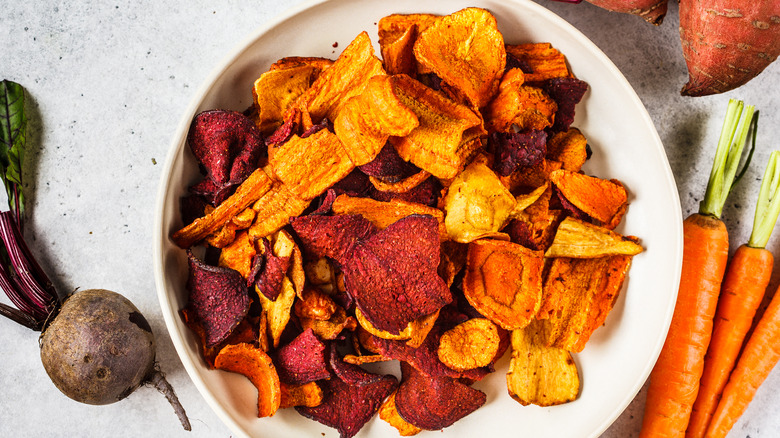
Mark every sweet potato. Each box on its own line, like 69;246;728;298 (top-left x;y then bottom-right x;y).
679;0;780;96
585;0;668;25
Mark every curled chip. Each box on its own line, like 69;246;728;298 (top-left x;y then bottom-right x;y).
370;173;441;207
355;308;439;348
274;328;330;385
252;238;291;300
185;250;251;347
550;169;628;228
378;13;439;51
294;287;338;321
545;217;643;258
257;275;296;348
505;42;571;83
506;321;580;406
298;304;357;340
296;350;398;438
388;74;485;180
463;239;544;330
342;214;452;334
395;362;487;430
173;168;273;248
379;391;423;436
538;255;632;352
280;381;324;409
253;64;321;134
214;343;281;417
443;157;516;243
413;7;505;108
334;75;419;166
486;74;558;133
437;317;500;372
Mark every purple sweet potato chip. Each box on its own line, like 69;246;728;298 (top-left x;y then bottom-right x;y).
185;249;251;347
290;214;377;264
506;52;533;74
296;353;398;438
342;215;452;334
369;175;442;207
543;77;589;133
488;130;547;177
274;328;330;385
395;362;486;431
329;168;372;197
251;238;291;301
188;109;266;190
358;143;419;183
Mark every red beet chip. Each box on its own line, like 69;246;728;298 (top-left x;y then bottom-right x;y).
506;52;533;74
184;250;251;347
544;77;589;133
251;238;291;301
358;142;419;183
329;168;372;197
343;215;452;334
552;185;589;221
296;355;398;438
188;109;266;194
265;110;299;146
369;175;442;207
327;343;379;386
488;130;547;177
274;328;330;385
395;362;486;431
290;214;377;264
504;219;542;251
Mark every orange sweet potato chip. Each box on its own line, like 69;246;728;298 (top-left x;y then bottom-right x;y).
299;305;358;341
218;230;256;278
334;75;419;165
280;381;324;409
380;23;419;77
268;129;355;200
172;168;273;248
437;317;500;372
355;308;439;349
413;8;505;109
388;74;485;179
331;194;447;241
378;13;439;49
268;56;334;72
214;342;281;417
485;76;558;133
379;391;423;436
205;206;257;249
300;31;386;124
253;64;322;135
546;128;588;172
463;239;544;330
505;42;571;83
550;169;628;226
248;180;311;240
537;255;632;352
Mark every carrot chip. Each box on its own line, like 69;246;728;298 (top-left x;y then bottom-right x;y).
214;343;282;418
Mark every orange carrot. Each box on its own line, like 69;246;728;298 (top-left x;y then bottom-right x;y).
686;148;780;438
706;282;780;437
639;100;756;437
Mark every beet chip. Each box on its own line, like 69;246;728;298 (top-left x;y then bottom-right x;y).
274;329;330;385
358;142;419;183
543;77;589;133
488;130;547;177
343;215;452;334
296;352;398;438
188;110;267;200
369;175;442;207
251;238;292;301
184;250;251;347
395;362;486;430
290;214;377;264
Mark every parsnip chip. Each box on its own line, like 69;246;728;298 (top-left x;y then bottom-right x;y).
550;169;628;226
463;239;544;330
538;255;632;352
248;180;311;240
334;75;419;165
443;158;516;243
546;128;588;172
331;194;447;241
505;42;571;83
253;64;321;134
280;381;324;409
214;343;281;417
172;168;273;248
510;182;549;218
437;318;500;372
413;8;505;108
388;74;485;179
379;391;423;437
545;217;643;258
301;31;386;123
268;129;355;200
506;321;580;407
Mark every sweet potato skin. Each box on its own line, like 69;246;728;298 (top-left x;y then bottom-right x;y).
585;0;668;25
679;0;780;96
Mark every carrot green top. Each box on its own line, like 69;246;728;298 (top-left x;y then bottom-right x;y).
749;149;780;249
700;99;756;219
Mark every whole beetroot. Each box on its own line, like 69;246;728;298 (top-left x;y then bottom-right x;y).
679;0;780;96
585;0;668;25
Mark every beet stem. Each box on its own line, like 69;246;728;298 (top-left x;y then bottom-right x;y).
0;301;39;330
145;365;192;431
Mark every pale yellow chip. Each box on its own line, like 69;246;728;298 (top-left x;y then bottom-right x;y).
443;157;516;243
545;217;643;258
506;321;580;407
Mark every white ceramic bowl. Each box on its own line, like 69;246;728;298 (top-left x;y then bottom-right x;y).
154;0;683;437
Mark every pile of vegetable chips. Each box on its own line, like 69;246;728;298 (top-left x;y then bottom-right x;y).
171;7;644;437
